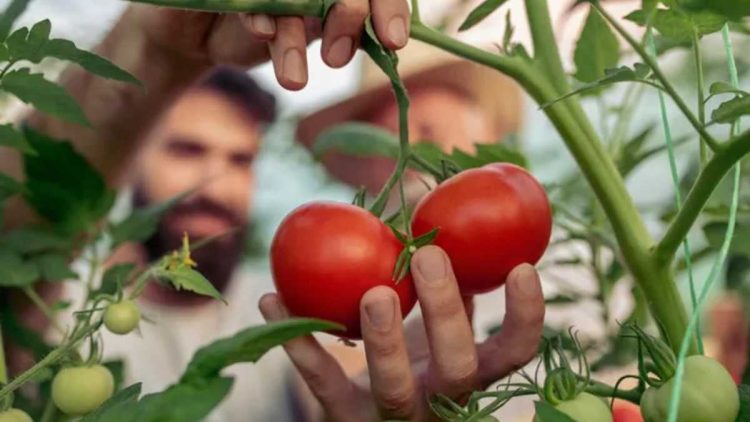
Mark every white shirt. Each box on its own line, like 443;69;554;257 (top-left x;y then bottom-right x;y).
62;263;300;422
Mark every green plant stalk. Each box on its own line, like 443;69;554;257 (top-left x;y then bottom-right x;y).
128;0;695;353
692;31;708;166
0;323;97;400
594;4;719;152
0;324;6;385
128;0;326;14
656;129;750;261
647;31;703;354
585;379;641;404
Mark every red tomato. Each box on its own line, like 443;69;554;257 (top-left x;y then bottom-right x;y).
271;202;417;339
612;401;643;422
412;163;551;295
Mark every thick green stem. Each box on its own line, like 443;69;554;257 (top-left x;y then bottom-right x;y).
524;0;570;96
656;130;750;262
129;0;326;14
692;31;708;166
586;379;641;404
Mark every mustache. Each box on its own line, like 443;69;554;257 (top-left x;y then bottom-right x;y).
167;197;244;229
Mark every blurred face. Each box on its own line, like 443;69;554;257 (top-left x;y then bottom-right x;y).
327;86;495;205
134;88;261;287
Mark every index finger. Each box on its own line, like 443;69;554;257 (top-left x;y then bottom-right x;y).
370;0;411;50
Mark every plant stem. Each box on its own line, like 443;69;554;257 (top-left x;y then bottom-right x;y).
586;380;641;404
0;324;96;400
23;287;66;336
594;4;719;152
655;129;750;262
692;31;708;166
410;0;420;23
0;324;6;385
525;0;570;97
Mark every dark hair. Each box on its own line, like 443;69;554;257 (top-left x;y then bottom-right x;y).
196;66;277;124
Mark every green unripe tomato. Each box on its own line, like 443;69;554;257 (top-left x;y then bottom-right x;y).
0;409;33;422
535;392;613;422
103;299;140;335
51;364;114;416
640;355;739;422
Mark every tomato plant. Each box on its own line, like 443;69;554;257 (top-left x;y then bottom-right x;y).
639;356;739;422
0;409;32;422
103;300;141;335
51;365;115;416
412;163;551;294
271;202;417;338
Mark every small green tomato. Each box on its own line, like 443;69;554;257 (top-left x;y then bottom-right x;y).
51;364;114;416
535;392;613;422
103;299;141;335
0;409;33;422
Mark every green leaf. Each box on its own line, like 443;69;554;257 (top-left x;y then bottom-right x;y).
0;226;71;254
473;143;528;168
312;122;399;159
30;253;76;281
711;95;750;124
109;190;191;247
0;249;39;287
574;7;620;83
459;0;510;32
23;128;115;235
681;0;750;19
534;401;577;422
542;64;652;109
625;8;726;41
78;384;142;422
0;172;24;201
703;221;750;256
91;263;135;299
0;124;34;154
1;69;90;126
0;0;31;41
156;266;225;303
181;319;342;383
5;19;138;84
709;81;749;97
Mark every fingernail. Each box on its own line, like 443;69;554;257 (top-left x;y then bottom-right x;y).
282;49;306;85
416;247;447;282
251;14;275;35
388;16;408;48
327;36;353;68
365;296;395;331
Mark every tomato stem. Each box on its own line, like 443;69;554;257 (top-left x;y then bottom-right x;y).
0;324;7;385
128;0;326;15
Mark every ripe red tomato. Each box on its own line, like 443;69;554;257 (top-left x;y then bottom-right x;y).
412;163;551;295
612;401;643;422
271;202;417;339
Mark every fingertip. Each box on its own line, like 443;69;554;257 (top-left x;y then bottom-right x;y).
507;263;541;291
411;245;450;282
259;293;288;321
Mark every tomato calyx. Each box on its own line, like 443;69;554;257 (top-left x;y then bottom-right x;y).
629;326;676;387
539;332;592;405
389;226;439;282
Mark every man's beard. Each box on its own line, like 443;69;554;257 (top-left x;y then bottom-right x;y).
133;186;248;293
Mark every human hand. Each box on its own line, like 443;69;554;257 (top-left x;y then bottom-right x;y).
260;245;545;421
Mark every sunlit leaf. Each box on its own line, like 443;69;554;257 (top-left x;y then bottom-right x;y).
459;0;510;32
574;7;620;83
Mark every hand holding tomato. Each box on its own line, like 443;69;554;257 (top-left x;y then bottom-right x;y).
260;245;545;421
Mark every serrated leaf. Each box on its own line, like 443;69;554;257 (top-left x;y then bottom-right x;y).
459;0;510;32
534;401;578;422
626;8;726;41
30;253;76;281
40;38;139;84
23;128;114;235
0;0;31;41
0;124;34;154
156;266;225;303
474;143;528;168
0;249;39;287
109;190;192;247
710;81;749;97
711;95;750;124
181;319;341;383
574;7;620;83
1;69;90;126
312;122;399;159
91;263;135;299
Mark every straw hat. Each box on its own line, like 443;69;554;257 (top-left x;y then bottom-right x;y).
296;39;523;149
